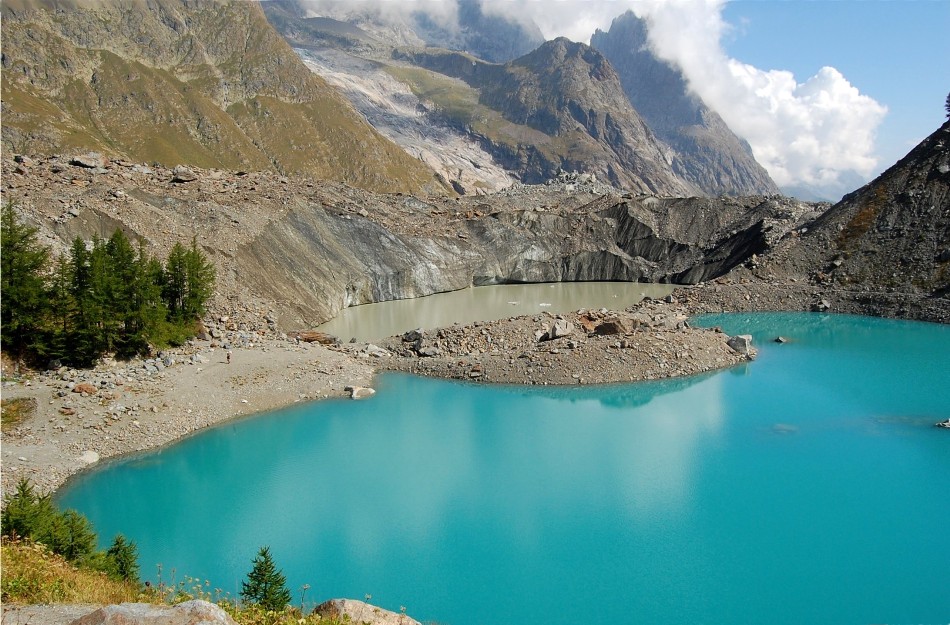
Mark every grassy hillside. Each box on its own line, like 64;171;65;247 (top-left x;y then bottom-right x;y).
0;0;437;194
1;540;142;605
1;539;352;625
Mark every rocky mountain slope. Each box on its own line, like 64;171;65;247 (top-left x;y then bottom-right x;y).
761;121;950;298
0;0;437;194
3;122;947;333
2;153;815;328
591;12;779;196
261;6;780;198
296;48;517;195
395;39;693;195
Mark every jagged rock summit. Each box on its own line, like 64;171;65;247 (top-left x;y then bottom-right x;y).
399;38;693;195
591;11;779;196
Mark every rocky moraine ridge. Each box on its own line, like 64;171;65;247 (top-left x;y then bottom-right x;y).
3;154;824;329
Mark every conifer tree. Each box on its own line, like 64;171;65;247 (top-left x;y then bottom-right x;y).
183;237;215;320
162;242;189;320
162;238;215;322
1;202;50;358
105;229;138;349
241;546;292;611
105;534;140;582
47;509;98;564
67;237;101;365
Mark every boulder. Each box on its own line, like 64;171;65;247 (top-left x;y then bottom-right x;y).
70;152;107;169
293;331;337;345
936;419;950;429
345;385;376;399
314;600;420;625
418;346;441;357
594;318;629;336
171;165;198;183
403;328;424;343
69;601;236;625
79;451;99;464
539;319;574;341
73;382;98;395
363;344;390;358
577;314;597;333
726;334;755;357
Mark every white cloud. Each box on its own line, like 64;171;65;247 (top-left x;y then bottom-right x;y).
296;0;888;194
632;0;887;191
480;0;623;42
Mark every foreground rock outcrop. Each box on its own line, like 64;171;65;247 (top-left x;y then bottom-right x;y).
69;601;235;625
315;599;421;625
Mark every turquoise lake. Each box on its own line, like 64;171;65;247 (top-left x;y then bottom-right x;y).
57;313;950;624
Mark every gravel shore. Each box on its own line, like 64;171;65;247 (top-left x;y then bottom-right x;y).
1;334;375;498
1;296;755;500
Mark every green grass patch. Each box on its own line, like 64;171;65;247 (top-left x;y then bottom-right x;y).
384;65;480;126
1;397;35;432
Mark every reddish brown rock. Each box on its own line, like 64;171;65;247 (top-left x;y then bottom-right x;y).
594;318;629;336
292;331;337;345
72;383;97;395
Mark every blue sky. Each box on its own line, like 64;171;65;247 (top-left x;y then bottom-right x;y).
720;0;949;180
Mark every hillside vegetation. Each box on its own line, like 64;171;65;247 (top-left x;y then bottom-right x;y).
0;0;438;194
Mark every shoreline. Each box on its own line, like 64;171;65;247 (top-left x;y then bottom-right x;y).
1;336;377;499
2;282;948;502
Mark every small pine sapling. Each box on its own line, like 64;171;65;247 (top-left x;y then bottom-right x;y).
241;546;292;611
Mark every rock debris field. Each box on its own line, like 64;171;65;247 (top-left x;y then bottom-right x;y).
379;298;749;385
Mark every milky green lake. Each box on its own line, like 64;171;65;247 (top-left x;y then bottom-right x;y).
316;281;674;342
57;312;950;624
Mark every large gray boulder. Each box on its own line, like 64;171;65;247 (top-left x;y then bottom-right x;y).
314;599;421;625
726;334;755;358
70;600;236;625
539;318;574;342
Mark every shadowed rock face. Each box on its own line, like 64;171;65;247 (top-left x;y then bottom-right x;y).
763;121;950;298
591;12;779;197
235;190;815;325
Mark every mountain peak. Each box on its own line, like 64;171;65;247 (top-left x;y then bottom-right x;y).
592;10;779;196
